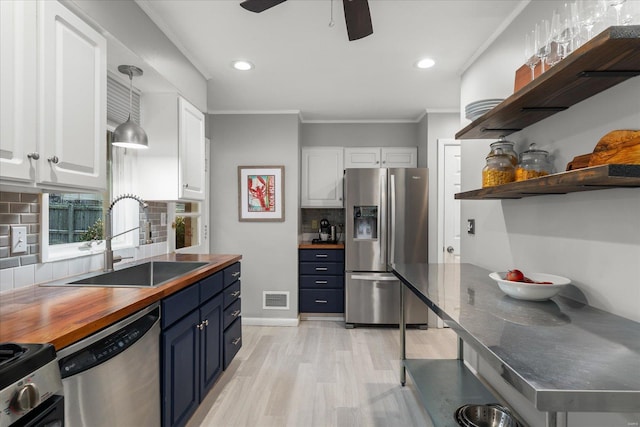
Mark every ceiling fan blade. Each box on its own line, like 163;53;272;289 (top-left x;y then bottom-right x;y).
343;0;373;41
240;0;287;13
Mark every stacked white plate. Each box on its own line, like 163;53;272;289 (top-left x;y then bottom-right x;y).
465;99;504;121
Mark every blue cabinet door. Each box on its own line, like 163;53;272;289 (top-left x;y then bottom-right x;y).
161;310;200;427
200;294;223;397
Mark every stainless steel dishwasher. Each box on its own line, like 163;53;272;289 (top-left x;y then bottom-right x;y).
57;303;161;427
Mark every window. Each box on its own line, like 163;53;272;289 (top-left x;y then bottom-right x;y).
47;193;103;244
173;202;201;250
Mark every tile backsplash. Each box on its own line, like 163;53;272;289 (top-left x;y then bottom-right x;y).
301;208;345;237
0;192;40;270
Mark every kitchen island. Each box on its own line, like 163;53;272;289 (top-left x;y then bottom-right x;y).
0;253;241;350
393;263;640;427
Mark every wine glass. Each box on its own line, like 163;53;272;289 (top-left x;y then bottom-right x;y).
578;0;607;40
535;20;551;73
551;3;578;61
608;0;627;24
525;29;540;81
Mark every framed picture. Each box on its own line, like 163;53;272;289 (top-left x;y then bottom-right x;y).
238;166;285;222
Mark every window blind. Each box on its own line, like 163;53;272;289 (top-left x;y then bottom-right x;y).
107;74;141;127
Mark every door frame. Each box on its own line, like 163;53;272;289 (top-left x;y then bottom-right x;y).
437;138;461;264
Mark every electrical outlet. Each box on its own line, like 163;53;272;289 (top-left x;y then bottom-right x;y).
311;219;318;230
161;213;167;226
467;219;475;235
11;226;28;254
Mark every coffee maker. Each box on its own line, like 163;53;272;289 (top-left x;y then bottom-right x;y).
316;218;337;243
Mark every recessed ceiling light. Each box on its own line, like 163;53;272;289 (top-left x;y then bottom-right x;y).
232;60;254;71
415;58;435;69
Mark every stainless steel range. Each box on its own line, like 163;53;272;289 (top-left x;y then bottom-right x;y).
0;343;64;427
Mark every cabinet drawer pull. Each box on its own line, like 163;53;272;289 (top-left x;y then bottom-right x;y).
315;300;328;304
231;310;241;317
232;272;240;277
315;254;328;258
315;280;328;284
230;290;241;297
315;267;328;271
232;337;241;346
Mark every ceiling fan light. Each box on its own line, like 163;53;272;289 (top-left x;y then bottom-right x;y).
416;58;436;69
232;60;254;71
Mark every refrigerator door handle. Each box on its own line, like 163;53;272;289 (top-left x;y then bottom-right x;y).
350;274;398;281
379;171;387;265
390;173;396;264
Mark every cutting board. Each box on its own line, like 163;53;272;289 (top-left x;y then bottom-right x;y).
588;130;640;167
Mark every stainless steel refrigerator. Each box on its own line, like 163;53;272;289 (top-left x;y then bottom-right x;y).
344;168;430;327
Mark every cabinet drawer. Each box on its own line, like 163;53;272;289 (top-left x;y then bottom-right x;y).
199;271;223;304
224;299;242;330
299;289;344;313
224;262;241;287
300;262;344;276
223;317;242;369
223;280;241;308
162;284;200;329
299;275;343;289
299;249;344;262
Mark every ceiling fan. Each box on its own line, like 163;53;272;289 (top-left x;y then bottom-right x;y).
239;0;373;41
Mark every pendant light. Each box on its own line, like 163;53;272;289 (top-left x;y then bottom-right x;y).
112;65;148;149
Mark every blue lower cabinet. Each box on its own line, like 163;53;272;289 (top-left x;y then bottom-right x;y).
299;249;344;314
222;264;242;370
161;263;240;427
161;310;200;427
224;317;242;369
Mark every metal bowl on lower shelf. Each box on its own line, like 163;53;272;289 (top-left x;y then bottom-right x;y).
454;404;522;427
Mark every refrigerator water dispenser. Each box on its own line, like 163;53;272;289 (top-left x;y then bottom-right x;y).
353;206;378;240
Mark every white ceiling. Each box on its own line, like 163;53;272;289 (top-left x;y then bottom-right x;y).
136;0;526;122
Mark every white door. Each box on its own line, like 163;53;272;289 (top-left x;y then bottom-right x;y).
0;0;37;183
38;0;106;190
438;139;461;264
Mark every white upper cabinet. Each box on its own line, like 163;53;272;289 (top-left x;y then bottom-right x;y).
381;147;417;168
301;147;344;208
0;0;107;191
138;94;205;201
38;0;106;190
344;147;417;169
0;0;38;183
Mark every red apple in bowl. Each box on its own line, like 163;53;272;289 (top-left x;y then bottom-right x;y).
505;269;524;282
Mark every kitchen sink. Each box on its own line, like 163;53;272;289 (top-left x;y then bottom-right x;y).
61;261;209;288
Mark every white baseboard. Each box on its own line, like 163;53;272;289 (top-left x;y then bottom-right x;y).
241;317;300;327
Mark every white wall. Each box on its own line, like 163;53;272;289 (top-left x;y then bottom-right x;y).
460;1;640;426
208;114;300;324
300;122;418;148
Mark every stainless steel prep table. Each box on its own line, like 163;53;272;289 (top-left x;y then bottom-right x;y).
393;263;640;427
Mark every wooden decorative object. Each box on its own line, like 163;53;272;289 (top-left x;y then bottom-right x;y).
514;61;543;93
588;130;640;166
566;153;593;171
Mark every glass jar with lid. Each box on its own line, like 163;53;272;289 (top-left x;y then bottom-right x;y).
482;148;515;188
488;136;518;166
515;143;552;181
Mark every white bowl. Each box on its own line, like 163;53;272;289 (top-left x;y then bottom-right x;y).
489;272;571;301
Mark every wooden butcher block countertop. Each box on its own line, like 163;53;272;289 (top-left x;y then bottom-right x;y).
0;253;241;350
298;242;344;249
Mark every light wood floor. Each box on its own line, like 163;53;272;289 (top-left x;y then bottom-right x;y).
187;320;458;427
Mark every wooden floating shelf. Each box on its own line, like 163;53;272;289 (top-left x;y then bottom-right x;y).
455;164;640;200
456;25;640;140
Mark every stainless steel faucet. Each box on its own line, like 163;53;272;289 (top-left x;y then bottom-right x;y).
104;194;148;272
